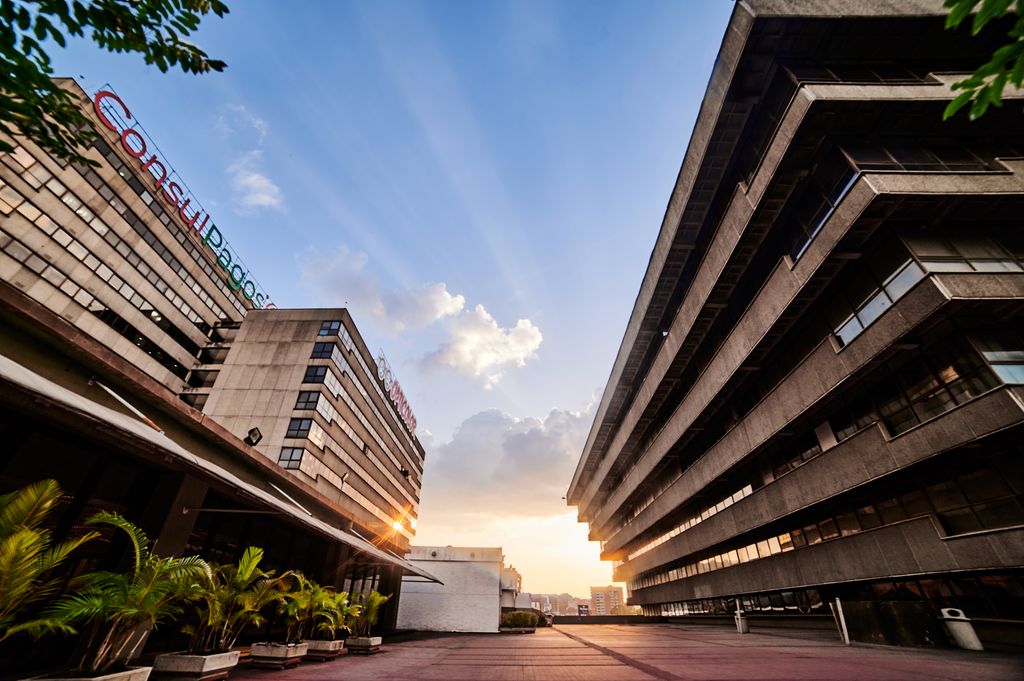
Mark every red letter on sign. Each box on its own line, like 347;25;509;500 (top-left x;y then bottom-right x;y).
161;181;183;207
141;155;167;188
93;90;131;132
120;128;147;158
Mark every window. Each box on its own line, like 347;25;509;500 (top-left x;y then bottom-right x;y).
311;342;334;359
831;336;998;440
279;447;304;470
843;142;995;173
972;332;1024;384
303;366;328;383
903;232;1023;274
319;320;342;336
788;148;859;260
286;418;313;438
308;422;327;449
295;391;320;410
828;241;925;347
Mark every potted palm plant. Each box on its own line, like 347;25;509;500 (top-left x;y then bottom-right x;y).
300;585;355;661
248;572;305;669
43;512;210;681
152;546;286;680
0;479;98;643
344;591;390;655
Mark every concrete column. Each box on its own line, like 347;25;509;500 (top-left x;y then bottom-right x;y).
153;475;209;556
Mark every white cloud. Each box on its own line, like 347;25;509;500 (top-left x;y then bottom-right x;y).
228;150;283;213
216;104;269;144
424;305;542;388
419;406;590;519
298;244;465;334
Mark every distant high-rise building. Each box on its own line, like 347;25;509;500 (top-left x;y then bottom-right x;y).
568;0;1024;648
590;585;624;615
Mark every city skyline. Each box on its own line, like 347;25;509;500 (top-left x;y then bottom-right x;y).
44;0;735;593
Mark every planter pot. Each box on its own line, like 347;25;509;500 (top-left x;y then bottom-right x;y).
499;627;536;634
344;636;382;655
40;667;153;681
302;639;345;661
248;642;307;669
152;651;240;681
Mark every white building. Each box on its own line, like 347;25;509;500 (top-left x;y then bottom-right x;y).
397;546;526;633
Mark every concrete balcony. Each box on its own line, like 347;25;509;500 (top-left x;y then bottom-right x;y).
614;385;1024;580
629;516;1024;606
599;266;1024;553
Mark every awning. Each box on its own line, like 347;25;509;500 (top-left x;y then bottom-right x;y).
0;352;441;584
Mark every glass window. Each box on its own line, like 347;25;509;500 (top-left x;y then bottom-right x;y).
974;498;1024;530
303;366;328;383
900;489;933;517
958;469;1013;503
285;418;313;438
835;512;861;537
973;332;1024;385
818;518;840;541
311;342;334;359
295;391;320;410
790;528;807;547
940;508;983;535
278;447;304;470
803;523;822;545
856;505;883;530
319;320;342;336
925;480;969;512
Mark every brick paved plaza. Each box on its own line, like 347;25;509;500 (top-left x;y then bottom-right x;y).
229;624;1023;681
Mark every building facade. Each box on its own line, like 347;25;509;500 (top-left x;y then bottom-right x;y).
0;79;432;669
590;585;624;616
568;1;1024;648
396;546;508;633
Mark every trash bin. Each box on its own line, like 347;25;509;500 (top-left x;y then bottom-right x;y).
939;608;983;650
734;612;749;634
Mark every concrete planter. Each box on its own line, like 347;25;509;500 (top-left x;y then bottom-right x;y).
41;668;153;681
151;651;240;680
248;643;307;669
344;636;382;655
302;639;345;661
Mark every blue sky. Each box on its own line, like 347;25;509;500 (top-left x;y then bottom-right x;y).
53;0;734;594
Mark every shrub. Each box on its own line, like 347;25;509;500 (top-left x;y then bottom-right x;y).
501;611;539;628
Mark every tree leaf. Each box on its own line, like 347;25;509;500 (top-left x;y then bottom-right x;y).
944;91;975;120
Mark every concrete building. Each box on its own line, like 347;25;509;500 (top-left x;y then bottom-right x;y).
590;585;625;616
567;1;1024;648
396;547;517;633
0;79;435;670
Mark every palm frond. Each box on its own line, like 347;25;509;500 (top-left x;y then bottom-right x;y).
0;479;62;536
2;616;77;641
85;512;150;575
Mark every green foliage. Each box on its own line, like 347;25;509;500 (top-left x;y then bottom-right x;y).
943;0;1024;120
350;590;390;638
0;479;98;640
44;512;211;675
277;573;356;643
0;0;228;164
183;546;292;655
500;611;539;628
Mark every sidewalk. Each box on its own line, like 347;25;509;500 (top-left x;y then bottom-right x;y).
228;624;1024;681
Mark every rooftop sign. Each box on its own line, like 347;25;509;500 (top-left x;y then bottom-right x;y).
376;351;417;433
92;89;273;310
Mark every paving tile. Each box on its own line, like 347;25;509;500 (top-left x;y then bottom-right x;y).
227;624;1024;681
